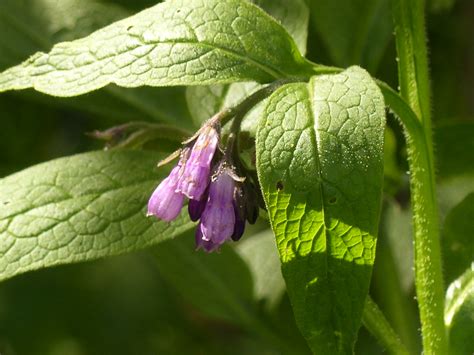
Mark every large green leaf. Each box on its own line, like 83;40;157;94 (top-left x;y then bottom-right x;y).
445;266;474;355
256;67;386;353
0;150;194;283
0;0;311;97
186;0;309;128
0;0;193;125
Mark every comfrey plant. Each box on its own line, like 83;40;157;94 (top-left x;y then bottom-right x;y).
0;0;471;354
147;118;258;251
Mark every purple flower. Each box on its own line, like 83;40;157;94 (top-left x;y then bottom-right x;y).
147;148;189;222
195;226;219;252
231;201;245;241
188;188;208;222
198;168;236;249
177;125;219;201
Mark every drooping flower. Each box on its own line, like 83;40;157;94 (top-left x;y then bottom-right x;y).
147;148;189;222
197;166;236;249
231;201;246;241
177;124;219;201
195;226;219;253
188;188;208;222
146;116;261;252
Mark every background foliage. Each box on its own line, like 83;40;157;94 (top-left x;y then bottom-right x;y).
0;0;472;354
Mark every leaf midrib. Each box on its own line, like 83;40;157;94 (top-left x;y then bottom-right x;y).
305;80;339;345
0;178;155;222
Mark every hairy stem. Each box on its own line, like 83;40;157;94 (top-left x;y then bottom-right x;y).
362;297;411;355
390;0;447;353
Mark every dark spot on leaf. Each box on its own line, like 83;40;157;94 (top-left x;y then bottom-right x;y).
127;26;133;31
329;197;337;204
3;201;9;205
276;181;284;191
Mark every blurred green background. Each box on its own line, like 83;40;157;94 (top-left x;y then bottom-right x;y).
0;0;472;354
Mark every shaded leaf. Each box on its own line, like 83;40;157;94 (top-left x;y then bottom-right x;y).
0;150;194;282
435;122;474;180
234;229;286;310
151;232;254;324
0;0;311;97
442;193;474;285
0;0;129;71
256;67;386;353
306;0;393;71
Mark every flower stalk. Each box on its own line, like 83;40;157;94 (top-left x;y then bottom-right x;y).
391;0;448;353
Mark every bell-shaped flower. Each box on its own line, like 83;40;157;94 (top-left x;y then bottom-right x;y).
198;167;236;249
195;226;219;253
188;188;208;222
147;148;189;222
177;124;219;201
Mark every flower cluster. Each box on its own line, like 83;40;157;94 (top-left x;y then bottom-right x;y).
147;121;258;252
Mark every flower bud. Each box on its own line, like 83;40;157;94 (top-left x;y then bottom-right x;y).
147;165;185;222
177;124;219;200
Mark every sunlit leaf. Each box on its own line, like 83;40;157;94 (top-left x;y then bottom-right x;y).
256;66;386;353
0;150;194;282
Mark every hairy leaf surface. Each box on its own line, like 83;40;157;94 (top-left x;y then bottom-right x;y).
0;0;311;97
256;67;385;353
0;151;194;282
0;0;192;124
186;0;309;128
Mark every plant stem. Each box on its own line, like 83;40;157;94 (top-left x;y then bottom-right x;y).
219;78;304;127
391;0;448;353
362;297;411;355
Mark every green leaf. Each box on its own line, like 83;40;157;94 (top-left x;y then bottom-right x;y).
442;193;474;285
0;150;194;283
151;232;254;324
435;122;474;180
186;82;260;127
0;0;129;71
445;266;474;355
0;0;311;97
234;229;286;310
186;0;309;127
0;0;193;125
150;232;304;353
306;0;392;71
252;0;309;55
256;66;386;353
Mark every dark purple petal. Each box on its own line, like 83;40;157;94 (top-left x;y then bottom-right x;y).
147;165;184;222
245;183;259;224
177;125;219;200
195;224;219;252
231;202;245;241
200;170;235;245
188;194;207;222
